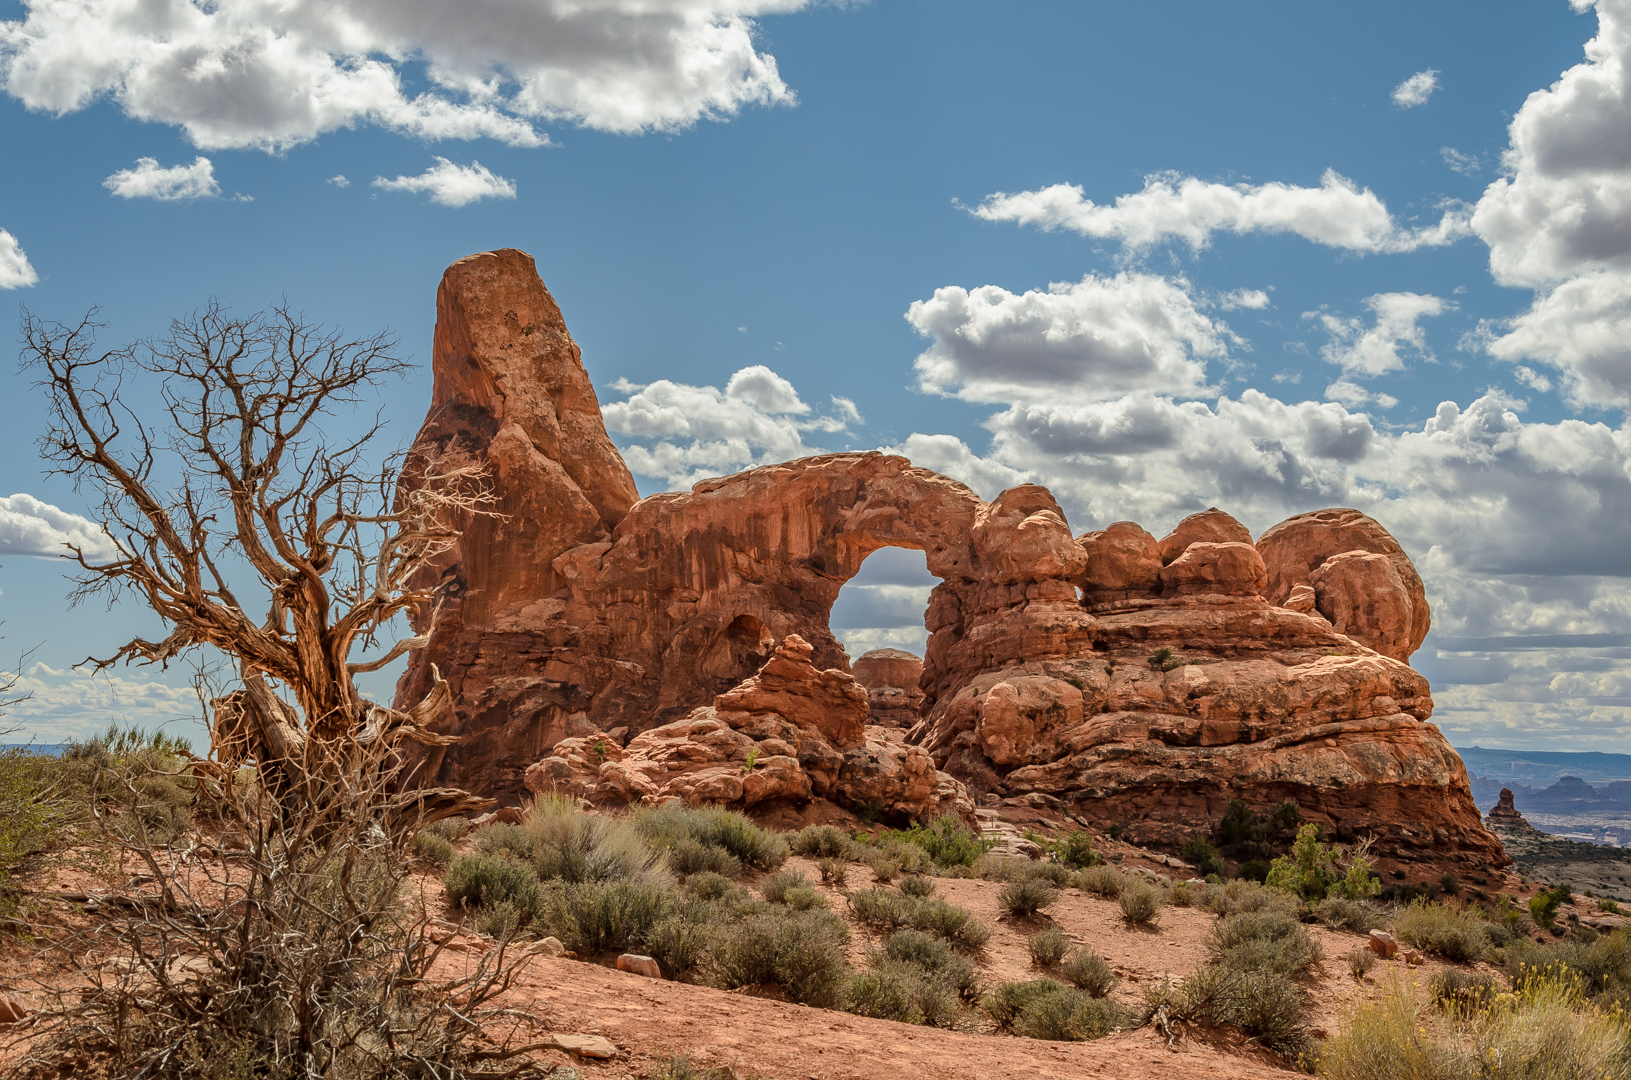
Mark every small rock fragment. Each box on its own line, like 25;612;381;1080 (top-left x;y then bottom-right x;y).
551;1034;618;1059
535;936;566;957
0;996;27;1025
616;953;662;978
1402;948;1425;966
1368;929;1399;959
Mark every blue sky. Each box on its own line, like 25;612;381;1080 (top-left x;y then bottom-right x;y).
1;0;1628;752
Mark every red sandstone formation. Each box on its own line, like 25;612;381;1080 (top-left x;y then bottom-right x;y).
523;635;973;822
853;648;926;727
396;249;1505;873
1485;788;1534;831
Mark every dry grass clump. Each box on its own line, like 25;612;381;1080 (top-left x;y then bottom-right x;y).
867;852;903;883
999;877;1059;917
760;868;809;904
790;823;857;859
900;873;935;898
1028;927;1070;968
1061;949;1118;997
1393;900;1488;964
1118;881;1162;927
1206;910;1323;976
816;857;848;886
847;887;990;951
1315;971;1631;1080
1348;948;1377;980
1142;967;1310;1059
1316;895;1386;934
882;930;980;999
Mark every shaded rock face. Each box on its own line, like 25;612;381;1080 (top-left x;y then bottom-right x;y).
523;634;973;824
852;648;925;727
396;249;1503;873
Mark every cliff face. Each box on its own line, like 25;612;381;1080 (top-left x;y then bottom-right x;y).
395;249;1507;873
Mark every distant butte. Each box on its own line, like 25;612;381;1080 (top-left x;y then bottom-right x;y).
393;249;1508;875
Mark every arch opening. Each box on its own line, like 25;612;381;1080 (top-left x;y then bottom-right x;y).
829;547;938;727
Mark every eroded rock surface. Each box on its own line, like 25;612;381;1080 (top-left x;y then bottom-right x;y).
396;249;1503;872
523;635;973;823
852;648;926;727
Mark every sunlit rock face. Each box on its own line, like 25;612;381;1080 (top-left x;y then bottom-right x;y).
396;249;1504;872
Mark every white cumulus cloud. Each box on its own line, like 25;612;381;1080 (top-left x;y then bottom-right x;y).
0;493;117;560
0;228;37;288
103;156;219;200
1392;69;1440;107
1316;291;1451;377
0;0;810;152
969;169;1471;254
906;273;1228;405
602;364;858;489
372;158;515;206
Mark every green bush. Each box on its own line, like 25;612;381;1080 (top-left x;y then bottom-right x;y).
1394;900;1488;964
1056;830;1100;870
684;871;734;901
881;813;993;868
1504;928;1631;1003
790;824;855;859
883;930;979;999
867;853;902;883
1119;882;1162;926
412;830;456;868
0;746;80;894
444;853;544;916
784;886;828;911
472;821;533;862
847;961;961;1027
1199;878;1303;919
1077;864;1124;898
632;803;788;871
702;907;851;1007
643;898;720;981
537;879;676;955
1028;927;1069;968
1154;967;1310;1059
983;978;1070;1031
1061;949;1117;997
850;886;913;930
1315;896;1386;934
1014;860;1075;887
899;873;934;898
912;898;991;952
1180;833;1225;878
1206;910;1322;976
999;877;1059;917
761;868;809;904
1016;989;1124;1041
1215;797;1303;864
667;837;742;878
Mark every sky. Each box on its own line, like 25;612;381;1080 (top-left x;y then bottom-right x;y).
1;1;1629;754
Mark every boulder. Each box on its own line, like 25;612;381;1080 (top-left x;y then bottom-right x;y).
616;954;662;978
1157;508;1254;565
1367;930;1399;959
1256;508;1430;662
853;648;926;727
1158;541;1268;598
550;1034;618;1060
1077;522;1163;603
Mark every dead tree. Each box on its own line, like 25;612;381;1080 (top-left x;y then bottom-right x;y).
22;303;494;835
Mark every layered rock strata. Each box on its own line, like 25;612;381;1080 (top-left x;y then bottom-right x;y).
853;648;926;727
395;249;1504;871
523;635;973;823
1485;788;1535;831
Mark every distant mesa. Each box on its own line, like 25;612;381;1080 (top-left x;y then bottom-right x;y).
391;248;1507;876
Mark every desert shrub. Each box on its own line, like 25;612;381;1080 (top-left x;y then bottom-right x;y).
1153;966;1310;1059
971;853;1020;881
872;837;934;875
1264;823;1343;900
472;821;534;862
507;798;671;887
632;802;788;871
644;907;715;980
420;815;471;843
1056;830;1100;869
1394;900;1488;964
1200;877;1303;919
783;885;828;911
847;961;962;1027
1077;864;1124;898
1181;833;1226;878
702;907;850;1007
445;853;544;916
1169;881;1198;908
684;871;734;901
983;978;1070;1031
1316;896;1386;934
849;886;912;930
1504;928;1631;1002
666;836;743;878
1429;969;1498;1014
1000;877;1059;917
537;879;676;954
0;749;79;896
912;897;992;952
1529;884;1569;928
1028;927;1070;968
1215;797;1304;864
654;1053;730;1080
1014;860;1075;887
867;853;902;883
884;930;979;999
1061;949;1117;997
790;824;855;859
1314;974;1464;1079
1348;948;1376;980
817;857;848;886
1206;910;1322;976
882;813;992;868
899;873;934;898
412;830;456;868
1119;882;1162;926
1016;989;1124;1041
761;868;809;904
